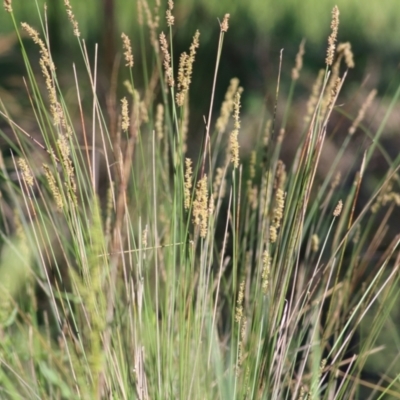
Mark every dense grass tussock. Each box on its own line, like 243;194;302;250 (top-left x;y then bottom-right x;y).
1;1;400;399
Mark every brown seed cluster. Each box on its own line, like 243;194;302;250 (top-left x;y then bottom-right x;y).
220;13;230;33
159;32;174;87
216;78;240;133
333;199;343;217
192;175;209;238
121;97;130;132
326;5;340;66
166;0;174;27
64;0;80;37
4;0;12;13
292;39;305;81
121;33;134;68
230;91;241;168
176;30;200;106
184;158;193;211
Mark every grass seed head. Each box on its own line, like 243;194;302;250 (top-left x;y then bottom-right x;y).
4;0;12;13
159;32;174;87
166;0;174;26
220;13;230;32
333;199;343;217
121;97;130;132
121;33;134;68
292;39;305;80
64;0;80;37
326;5;340;66
192;175;208;238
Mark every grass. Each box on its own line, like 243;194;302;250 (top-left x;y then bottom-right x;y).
1;1;400;399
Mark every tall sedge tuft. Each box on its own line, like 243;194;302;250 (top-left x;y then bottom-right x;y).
326;5;340;66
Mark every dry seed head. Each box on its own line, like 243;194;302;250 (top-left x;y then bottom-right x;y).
269;226;277;243
274;160;286;190
277;127;285;144
142;0;159;52
326;5;340;66
57;134;76;197
292;39;306;80
21;23;54;71
220;13;230;32
43;164;64;211
333;199;343;217
213;167;226;200
272;188;285;228
159;32;174;87
304;69;324;124
262;250;271;294
264;119;272;146
155;103;164;140
64;0;80;37
166;0;174;27
4;0;12;12
22;23;73;134
337;42;354;69
238;316;247;366
142;225;148;248
139;100;148;124
17;158;34;188
311;234;319;253
137;0;143;25
192;175;208;238
247;181;258;210
121;97;130;132
216;78;240;133
121;33;134;68
208;195;215;216
176;30;200;107
230;91;241;168
235;280;245;323
184;158;193;210
349;89;377;135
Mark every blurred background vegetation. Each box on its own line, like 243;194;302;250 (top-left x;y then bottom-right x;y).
1;0;399;109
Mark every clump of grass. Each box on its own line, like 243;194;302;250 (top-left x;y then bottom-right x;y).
1;1;400;399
